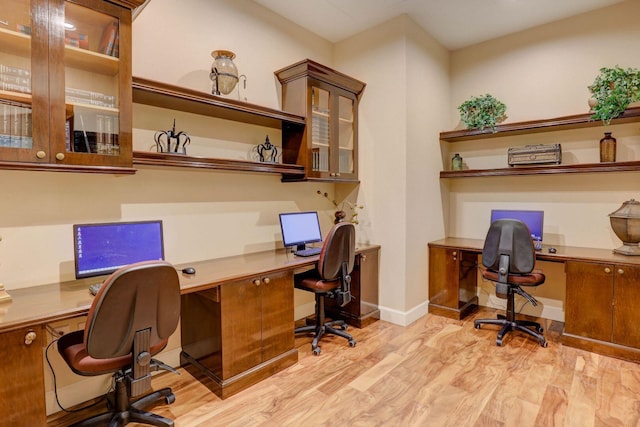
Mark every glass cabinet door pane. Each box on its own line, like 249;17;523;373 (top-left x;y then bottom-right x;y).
311;86;330;172
63;2;119;155
0;0;33;150
338;95;354;174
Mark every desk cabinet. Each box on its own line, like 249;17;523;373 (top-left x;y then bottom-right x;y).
428;246;478;319
0;326;45;426
180;271;297;399
565;261;640;350
325;247;380;327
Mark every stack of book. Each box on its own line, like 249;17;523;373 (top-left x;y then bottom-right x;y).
0;64;31;94
66;87;116;108
98;21;119;57
0;100;33;149
71;113;119;155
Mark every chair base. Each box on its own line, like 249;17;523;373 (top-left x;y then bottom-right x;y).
475;314;547;347
72;377;175;427
295;293;356;355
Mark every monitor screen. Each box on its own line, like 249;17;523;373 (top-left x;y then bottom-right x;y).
279;211;322;250
73;220;165;279
490;209;544;242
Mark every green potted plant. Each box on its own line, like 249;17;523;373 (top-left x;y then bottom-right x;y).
588;65;640;125
458;94;507;132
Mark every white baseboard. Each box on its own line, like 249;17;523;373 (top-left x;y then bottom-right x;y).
379;301;428;327
46;347;182;416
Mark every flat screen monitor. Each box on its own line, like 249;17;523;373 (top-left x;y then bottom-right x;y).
279;211;322;251
490;209;544;242
73;220;165;279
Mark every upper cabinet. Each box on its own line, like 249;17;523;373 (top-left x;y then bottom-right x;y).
0;0;143;173
275;59;365;182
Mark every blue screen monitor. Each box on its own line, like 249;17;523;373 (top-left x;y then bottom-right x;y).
490;209;544;241
73;220;165;279
279;211;322;251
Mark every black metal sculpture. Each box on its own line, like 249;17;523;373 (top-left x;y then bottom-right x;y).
154;119;190;154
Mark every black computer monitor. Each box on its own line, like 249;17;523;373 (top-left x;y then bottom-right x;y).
490;209;544;241
73;220;165;279
279;211;322;251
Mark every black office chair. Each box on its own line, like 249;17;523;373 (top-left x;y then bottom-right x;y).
295;222;357;355
57;260;181;426
474;219;548;347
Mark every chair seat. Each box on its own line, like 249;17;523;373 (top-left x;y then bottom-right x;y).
481;269;545;286
58;330;168;376
294;270;340;293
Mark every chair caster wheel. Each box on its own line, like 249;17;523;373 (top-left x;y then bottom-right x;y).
165;393;176;405
496;339;503;346
474;323;481;329
540;340;548;348
348;340;356;347
537;327;544;333
340;324;348;331
312;347;321;356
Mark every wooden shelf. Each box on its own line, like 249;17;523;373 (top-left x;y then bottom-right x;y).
440;106;640;142
132;77;306;129
133;151;305;176
440;160;640;178
65;45;119;75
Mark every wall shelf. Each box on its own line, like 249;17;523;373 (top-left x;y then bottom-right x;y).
440;106;640;142
133;151;304;175
440;160;640;178
131;77;306;176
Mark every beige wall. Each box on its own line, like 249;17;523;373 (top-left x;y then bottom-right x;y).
446;0;640;319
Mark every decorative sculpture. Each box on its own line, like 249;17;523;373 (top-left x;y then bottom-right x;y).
154;119;190;154
255;135;279;162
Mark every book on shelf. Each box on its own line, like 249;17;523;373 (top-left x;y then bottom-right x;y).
0;101;32;148
71;114;118;154
65;33;89;50
0;64;30;77
98;21;119;56
16;24;31;36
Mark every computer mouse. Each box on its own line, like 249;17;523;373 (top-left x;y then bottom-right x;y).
548;247;557;254
182;267;196;275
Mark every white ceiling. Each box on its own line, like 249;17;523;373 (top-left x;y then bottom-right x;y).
252;0;625;50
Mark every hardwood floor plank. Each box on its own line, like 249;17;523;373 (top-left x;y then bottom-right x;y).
47;308;640;427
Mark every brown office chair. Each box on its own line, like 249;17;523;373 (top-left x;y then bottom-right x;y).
295;222;357;355
57;260;181;426
474;219;548;347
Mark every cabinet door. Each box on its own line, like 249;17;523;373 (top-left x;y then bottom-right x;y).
0;0;49;162
260;271;294;361
51;0;132;167
428;247;460;309
612;264;640;348
565;261;614;341
220;278;262;378
0;326;46;426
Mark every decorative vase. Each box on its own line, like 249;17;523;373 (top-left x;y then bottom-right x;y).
451;153;463;171
210;50;239;95
609;199;640;255
599;132;616;163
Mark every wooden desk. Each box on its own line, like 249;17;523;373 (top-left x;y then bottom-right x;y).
428;238;640;362
0;245;380;425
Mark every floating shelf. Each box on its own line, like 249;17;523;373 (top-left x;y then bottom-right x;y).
440;160;640;178
440;107;640;142
133;151;304;176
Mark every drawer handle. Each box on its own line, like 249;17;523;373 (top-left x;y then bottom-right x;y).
55;152;65;161
24;331;37;345
253;279;261;286
604;267;611;273
452;251;457;257
36;151;46;159
361;255;367;261
618;268;624;275
263;277;271;284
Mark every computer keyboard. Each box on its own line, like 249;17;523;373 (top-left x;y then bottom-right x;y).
295;247;322;257
88;282;103;296
534;241;543;251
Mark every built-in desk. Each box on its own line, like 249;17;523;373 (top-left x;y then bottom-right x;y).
0;245;380;425
429;238;640;363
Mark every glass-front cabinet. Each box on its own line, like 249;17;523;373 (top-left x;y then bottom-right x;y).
276;59;365;182
0;0;141;172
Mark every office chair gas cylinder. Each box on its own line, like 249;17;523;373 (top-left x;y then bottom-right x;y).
474;219;548;347
57;260;181;426
295;222;357;355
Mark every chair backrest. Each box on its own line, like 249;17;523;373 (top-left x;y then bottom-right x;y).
318;222;356;281
84;260;180;359
482;219;536;275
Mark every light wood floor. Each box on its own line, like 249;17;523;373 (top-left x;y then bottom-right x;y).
48;307;640;426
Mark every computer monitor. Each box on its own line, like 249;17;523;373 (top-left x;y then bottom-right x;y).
490;209;544;241
73;220;165;279
279;211;322;251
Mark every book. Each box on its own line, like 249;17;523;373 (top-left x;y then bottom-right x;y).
98;21;118;56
